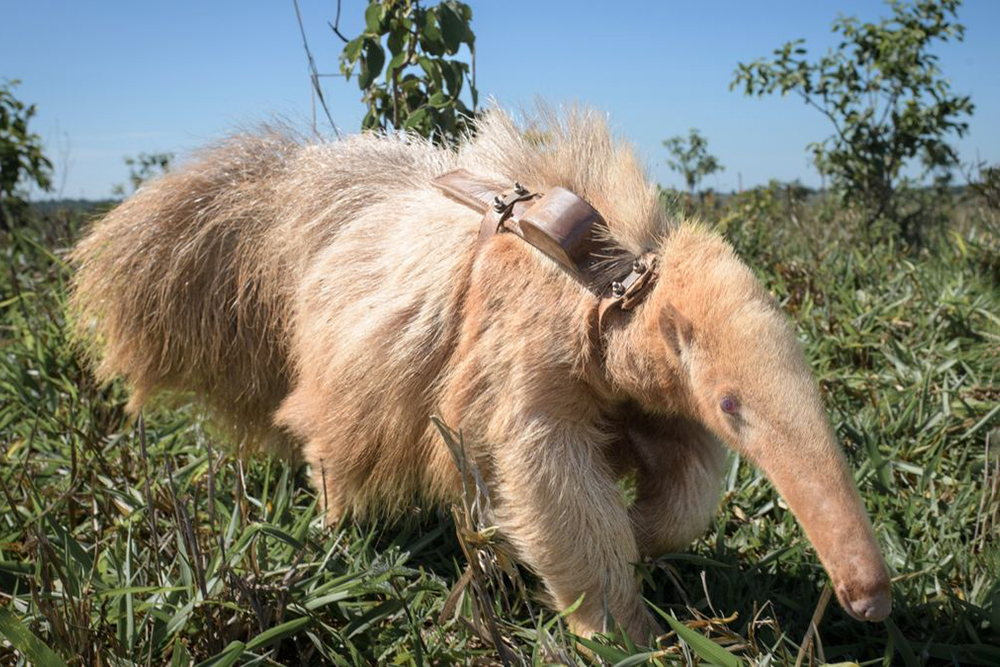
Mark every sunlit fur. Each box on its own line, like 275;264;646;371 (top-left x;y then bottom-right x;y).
70;105;889;638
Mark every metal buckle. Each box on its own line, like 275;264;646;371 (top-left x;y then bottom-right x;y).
610;255;656;310
490;182;537;233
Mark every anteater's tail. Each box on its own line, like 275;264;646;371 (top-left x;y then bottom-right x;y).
69;130;305;450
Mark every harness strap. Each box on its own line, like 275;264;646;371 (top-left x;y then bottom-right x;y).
432;168;658;339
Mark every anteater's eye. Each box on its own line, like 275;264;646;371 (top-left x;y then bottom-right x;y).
720;395;740;415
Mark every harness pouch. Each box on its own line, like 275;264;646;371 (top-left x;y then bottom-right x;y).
517;187;605;278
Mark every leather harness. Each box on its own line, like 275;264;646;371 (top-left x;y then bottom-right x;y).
432;169;658;340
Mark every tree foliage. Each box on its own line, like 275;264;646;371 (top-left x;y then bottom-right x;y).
0;80;52;229
662;128;724;194
969;163;1000;212
111;152;173;198
339;0;477;144
731;0;974;231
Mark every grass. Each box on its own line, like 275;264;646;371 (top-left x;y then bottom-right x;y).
0;190;998;665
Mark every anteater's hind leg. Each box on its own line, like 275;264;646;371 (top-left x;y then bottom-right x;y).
622;413;727;558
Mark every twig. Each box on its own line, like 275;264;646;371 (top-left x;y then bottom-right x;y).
292;0;339;137
136;413;164;587
329;0;349;43
794;584;832;667
206;439;227;565
433;417;518;665
164;456;208;599
975;429;999;551
700;570;718;619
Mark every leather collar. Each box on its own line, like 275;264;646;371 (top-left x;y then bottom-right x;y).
432;169;658;338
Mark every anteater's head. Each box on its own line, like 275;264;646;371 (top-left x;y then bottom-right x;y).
606;223;891;622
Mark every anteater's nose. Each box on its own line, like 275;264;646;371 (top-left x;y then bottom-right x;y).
837;582;892;622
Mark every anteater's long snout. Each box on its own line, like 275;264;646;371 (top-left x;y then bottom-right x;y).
751;435;892;622
840;581;892;621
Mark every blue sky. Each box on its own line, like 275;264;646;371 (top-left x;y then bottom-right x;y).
4;1;998;199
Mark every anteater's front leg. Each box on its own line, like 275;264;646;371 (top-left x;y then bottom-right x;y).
624;414;727;558
489;421;661;640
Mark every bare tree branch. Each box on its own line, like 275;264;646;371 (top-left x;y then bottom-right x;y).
329;0;350;43
292;0;340;137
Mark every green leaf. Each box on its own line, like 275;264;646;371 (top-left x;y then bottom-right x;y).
362;109;381;131
402;107;429;131
419;10;444;55
0;607;68;667
573;635;631;662
447;61;465;97
170;637;193;667
343;37;364;63
437;3;464;53
884;618;919;667
612;653;664;667
257;523;305;550
364;2;384;34
245;617;312;652
417;55;440;87
386;20;406;56
359;40;385;90
193;641;245;667
864;431;894;491
440;61;458;97
386;52;408;80
653;608;743;667
558;592;586;617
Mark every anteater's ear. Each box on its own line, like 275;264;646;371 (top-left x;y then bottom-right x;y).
660;301;694;357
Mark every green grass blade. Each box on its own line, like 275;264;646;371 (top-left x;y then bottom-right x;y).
0;607;69;667
193;640;246;667
884;618;919;667
244;616;312;652
573;635;631;662
654;608;743;667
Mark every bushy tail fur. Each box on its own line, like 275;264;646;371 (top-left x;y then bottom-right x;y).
69;129;309;449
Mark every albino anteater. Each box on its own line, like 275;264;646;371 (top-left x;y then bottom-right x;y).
70;107;891;639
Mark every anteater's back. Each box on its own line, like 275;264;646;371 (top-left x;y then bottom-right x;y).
69;127;452;449
70;108;667;456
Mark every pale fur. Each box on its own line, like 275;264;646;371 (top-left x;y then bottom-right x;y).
70;105;890;639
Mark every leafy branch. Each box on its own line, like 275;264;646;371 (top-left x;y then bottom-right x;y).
731;0;974;236
339;0;477;145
